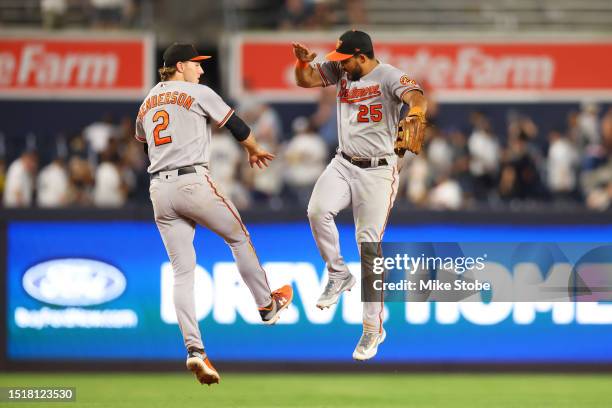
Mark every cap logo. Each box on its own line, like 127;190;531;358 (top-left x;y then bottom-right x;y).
336;39;343;50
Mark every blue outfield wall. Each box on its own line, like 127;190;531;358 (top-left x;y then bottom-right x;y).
5;219;612;363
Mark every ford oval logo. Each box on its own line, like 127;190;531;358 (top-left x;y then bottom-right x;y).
22;258;126;306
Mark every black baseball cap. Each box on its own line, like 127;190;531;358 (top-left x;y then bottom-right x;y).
326;30;373;61
163;43;211;67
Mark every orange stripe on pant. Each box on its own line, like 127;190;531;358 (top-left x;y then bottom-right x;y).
376;166;398;334
203;174;272;293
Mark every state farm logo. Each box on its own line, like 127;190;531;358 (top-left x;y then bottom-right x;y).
22;258;126;307
0;43;118;88
382;46;555;89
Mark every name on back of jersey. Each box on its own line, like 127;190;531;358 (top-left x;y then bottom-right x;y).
138;91;194;121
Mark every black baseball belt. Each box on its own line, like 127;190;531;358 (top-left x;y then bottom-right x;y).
150;166;198;180
340;152;388;168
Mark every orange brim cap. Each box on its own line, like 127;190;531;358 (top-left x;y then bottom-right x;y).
325;50;353;61
191;55;212;61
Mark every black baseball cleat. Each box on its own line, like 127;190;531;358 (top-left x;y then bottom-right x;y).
258;285;294;325
186;348;220;386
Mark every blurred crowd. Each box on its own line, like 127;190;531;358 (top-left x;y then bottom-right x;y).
407;101;612;212
1;115;148;208
275;0;365;30
39;0;144;29
33;0;364;31
2;90;611;212
0;1;606;212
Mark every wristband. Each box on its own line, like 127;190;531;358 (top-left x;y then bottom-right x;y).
295;59;309;69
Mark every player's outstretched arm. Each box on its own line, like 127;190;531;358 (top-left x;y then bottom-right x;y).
240;133;276;169
223;112;273;168
292;42;323;88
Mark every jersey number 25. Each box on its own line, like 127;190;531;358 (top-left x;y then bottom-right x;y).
153;110;172;146
357;104;383;123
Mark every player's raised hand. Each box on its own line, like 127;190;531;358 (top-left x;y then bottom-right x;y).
292;42;317;62
247;147;275;169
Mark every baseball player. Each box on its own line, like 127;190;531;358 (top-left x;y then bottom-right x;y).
135;43;293;385
293;30;427;360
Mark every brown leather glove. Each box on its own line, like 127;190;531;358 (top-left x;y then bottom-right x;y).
394;107;427;157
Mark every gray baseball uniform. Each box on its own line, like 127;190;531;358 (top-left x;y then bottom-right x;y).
135;80;272;351
308;61;422;333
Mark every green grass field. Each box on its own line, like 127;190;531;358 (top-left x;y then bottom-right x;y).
1;372;611;407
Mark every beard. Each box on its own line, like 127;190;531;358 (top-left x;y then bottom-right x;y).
347;64;363;81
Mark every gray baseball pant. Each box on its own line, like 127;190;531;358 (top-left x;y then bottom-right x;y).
150;165;272;351
307;155;398;333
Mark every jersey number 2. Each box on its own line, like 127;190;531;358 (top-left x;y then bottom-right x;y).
357;104;383;123
153;110;172;146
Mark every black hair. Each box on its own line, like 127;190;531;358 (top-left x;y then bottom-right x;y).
361;50;375;59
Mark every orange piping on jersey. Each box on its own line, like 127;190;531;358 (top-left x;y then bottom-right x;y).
217;109;234;128
376;166;397;334
204;174;272;293
399;86;421;101
316;63;330;87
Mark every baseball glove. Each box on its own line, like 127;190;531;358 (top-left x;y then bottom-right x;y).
394;108;427;157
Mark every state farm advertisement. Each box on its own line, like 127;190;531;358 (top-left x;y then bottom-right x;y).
228;35;612;102
0;33;153;99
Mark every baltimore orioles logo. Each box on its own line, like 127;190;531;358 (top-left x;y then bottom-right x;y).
338;80;381;103
400;75;417;87
336;39;343;50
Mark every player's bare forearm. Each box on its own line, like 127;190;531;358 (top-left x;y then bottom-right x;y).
240;133;275;169
295;64;321;88
292;42;323;88
239;133;259;152
402;90;427;117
